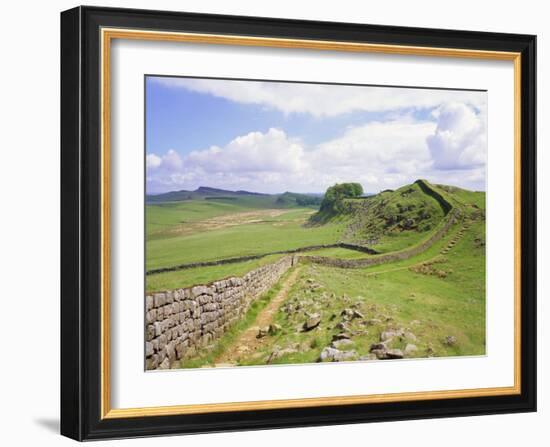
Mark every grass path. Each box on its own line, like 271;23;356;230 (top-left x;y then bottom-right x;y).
214;266;302;365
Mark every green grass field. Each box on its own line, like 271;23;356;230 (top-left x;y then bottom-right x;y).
146;200;346;271
181;216;485;368
147;180;487;367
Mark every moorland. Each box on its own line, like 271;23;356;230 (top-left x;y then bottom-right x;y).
145;180;486;367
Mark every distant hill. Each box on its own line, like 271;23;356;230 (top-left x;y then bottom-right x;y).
146;186;323;208
146;186;267;203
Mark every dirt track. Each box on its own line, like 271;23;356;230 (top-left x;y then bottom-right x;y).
213;267;301;366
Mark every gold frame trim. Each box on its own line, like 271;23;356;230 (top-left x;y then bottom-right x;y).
100;28;522;419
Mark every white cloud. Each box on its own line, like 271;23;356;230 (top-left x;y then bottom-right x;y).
161;149;183;170
145;149;183;172
186;128;306;174
152;77;486;118
146;129;314;193
146;102;487;194
146;153;161;169
427;102;487;170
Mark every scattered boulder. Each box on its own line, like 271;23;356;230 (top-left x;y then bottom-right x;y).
404;344;418;356
444;335;457;346
385;349;404;359
303;313;321;331
336;321;351;332
318;347;358;362
380;330;398;342
371;349;388;359
369;341;403;360
268;323;282;335
267;347;298;364
403;331;417;342
340;308;354;319
369;342;389;352
257;326;270;338
332;333;351;342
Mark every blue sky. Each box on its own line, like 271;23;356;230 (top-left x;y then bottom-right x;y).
146;76;487;195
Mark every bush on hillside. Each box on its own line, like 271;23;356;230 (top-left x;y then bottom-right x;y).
319;182;364;214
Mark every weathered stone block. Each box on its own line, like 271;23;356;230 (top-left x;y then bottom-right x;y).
156;306;164;320
146;354;158;370
165;291;174;304
152;321;162;337
198;294;212;305
145;341;154;357
146;324;155;341
173;289;182;301
158;358;170;369
191;285;207;298
145;309;156;324
153;293;166;308
145;295;154;311
158;347;166;363
166;340;176;362
158;334;167;350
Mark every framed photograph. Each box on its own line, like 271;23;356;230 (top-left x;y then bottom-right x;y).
60;6;536;441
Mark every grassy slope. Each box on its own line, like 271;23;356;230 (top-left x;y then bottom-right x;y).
146;196;347;289
147;214;344;269
180;183;486;367
337;182;447;252
197;217;485;367
146;201;252;236
146;195;289;237
146;182;484;297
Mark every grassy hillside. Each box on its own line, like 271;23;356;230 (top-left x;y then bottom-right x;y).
181;211;486;368
308;180;484;254
146;207;345;270
146;180;484;293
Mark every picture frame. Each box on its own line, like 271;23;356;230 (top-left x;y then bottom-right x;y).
60;5;536;441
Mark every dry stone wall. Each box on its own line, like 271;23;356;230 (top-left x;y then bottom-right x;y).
147;242;377;275
145;255;296;370
300;209;459;269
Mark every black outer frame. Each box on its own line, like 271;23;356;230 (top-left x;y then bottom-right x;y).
60;5;537;441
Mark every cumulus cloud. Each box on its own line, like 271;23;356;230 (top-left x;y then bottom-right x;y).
151;77;486;118
146;101;487;194
186;128;306;174
427;102;486;170
146;153;161;169
147;129;314;193
146;149;182;171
